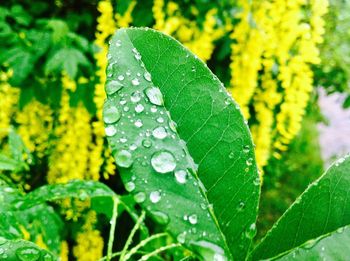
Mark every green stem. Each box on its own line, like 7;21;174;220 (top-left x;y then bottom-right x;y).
107;196;119;261
123;232;168;260
119;210;146;260
139;243;181;261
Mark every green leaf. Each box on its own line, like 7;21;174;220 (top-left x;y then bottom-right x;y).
22;180;116;209
275;225;350;261
252;154;350;260
0;238;57;260
104;28;260;260
0;154;19;171
45;48;89;79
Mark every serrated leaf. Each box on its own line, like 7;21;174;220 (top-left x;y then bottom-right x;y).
275;225;350;261
104;28;260;260
0;238;57;260
252;154;350;260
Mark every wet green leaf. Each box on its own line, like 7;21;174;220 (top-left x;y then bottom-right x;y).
252;154;350;260
104;28;260;260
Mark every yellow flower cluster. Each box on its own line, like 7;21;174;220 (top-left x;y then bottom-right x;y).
48;74;95;184
115;0;137;28
0;70;19;140
152;0;224;62
16;100;52;159
73;211;104;261
229;0;328;168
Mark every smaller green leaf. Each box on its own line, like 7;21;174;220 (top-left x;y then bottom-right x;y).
0;238;57;260
252;154;350;260
275;225;350;261
0;154;19;171
21;180;116;209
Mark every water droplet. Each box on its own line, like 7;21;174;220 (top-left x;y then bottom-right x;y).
151;150;176;173
131;78;140;86
175;170;188;184
134;192;146;203
156;117;164;123
135;104;144;113
189;214;198;224
131;91;141;103
228;152;235;159
144;72;152;82
0;236;7;245
43;253;54;261
245;223;257;239
115;150;133;168
134;119;143;128
169;120;177;132
246;158;253;166
16;247;41;261
243;145;250;153
129;144;137;151
142;139;152;148
134;53;142;60
152;126;167;139
105;125;117;137
150;106;157;113
225;98;231;105
191;241;226;261
103;103;121;124
152;211;169;225
118;75;124;81
237;202;245;212
123;106;129;112
253;177;260;186
144;87;163;106
116;40;121;47
125;182;135;192
177;232;186;244
106;80;123;95
150;191;161;203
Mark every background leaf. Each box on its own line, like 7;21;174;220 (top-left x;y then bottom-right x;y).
104;28;260;260
252;154;350;260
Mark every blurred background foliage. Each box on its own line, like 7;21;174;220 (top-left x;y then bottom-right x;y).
0;0;349;260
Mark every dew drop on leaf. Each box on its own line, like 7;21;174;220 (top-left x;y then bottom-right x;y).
144;87;164;106
152;211;169;225
125;181;135;192
174;170;188;184
189;214;198;224
106;80;123;96
151;150;176;173
177;232;186;244
143;72;152;82
16;247;41;261
103;103;121;124
118;75;124;81
131;78;140;86
135;104;144;113
152;126;167;139
115;150;133;168
134;192;146;203
246;158;253;166
134;119;143;128
243;145;250;153
245;223;257;239
142;139;152;148
150;191;161;203
105;125;117;137
131;91;142;103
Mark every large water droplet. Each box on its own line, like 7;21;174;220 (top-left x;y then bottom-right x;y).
131;91;141;103
134;192;146;203
150;191;161;203
144;87;163;106
115;150;133;168
105;125;117;137
245;223;257;239
152;126;167;139
135;104;144;113
174;170;188;184
131;78;140;86
152;211;169;225
125;182;135;192
151;151;176;173
144;72;152;82
106;80;123;95
189;214;198;224
103;103;121;124
16;247;41;261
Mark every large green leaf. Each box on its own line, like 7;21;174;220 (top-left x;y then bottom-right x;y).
0;238;57;260
104;28;260;260
252;154;350;260
275;225;350;260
